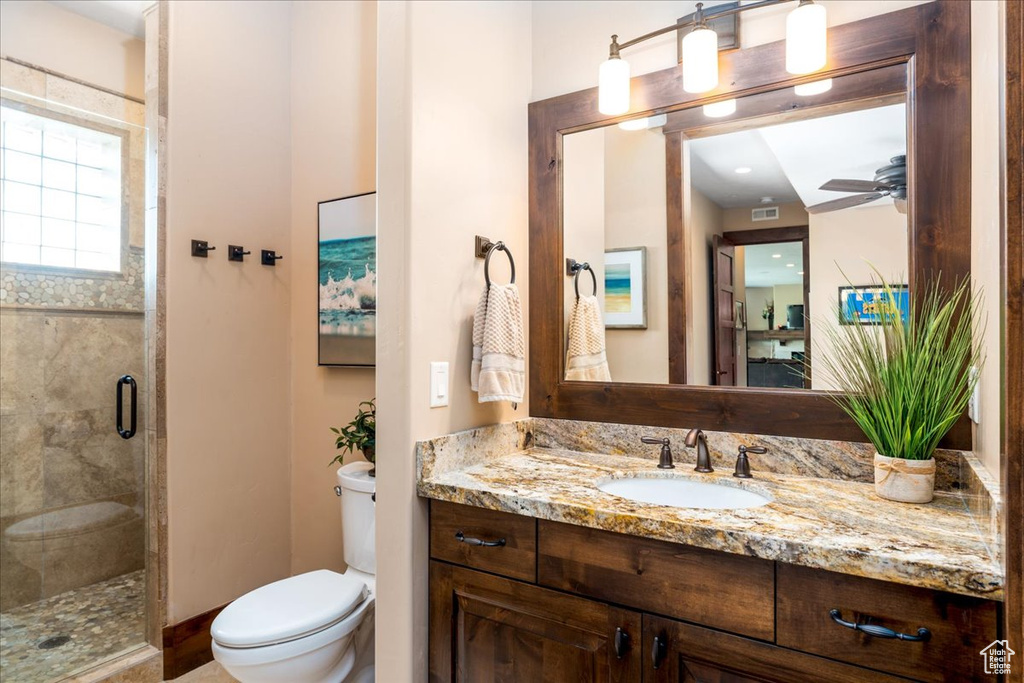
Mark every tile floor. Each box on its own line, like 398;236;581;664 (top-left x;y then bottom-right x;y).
0;570;146;683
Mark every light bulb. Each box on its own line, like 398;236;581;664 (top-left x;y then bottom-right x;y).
794;78;832;96
702;99;736;118
786;1;827;75
599;57;630;115
682;26;718;93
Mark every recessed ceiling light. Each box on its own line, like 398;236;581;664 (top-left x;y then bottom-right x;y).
735;167;752;174
794;78;833;96
771;253;782;258
797;271;805;275
786;263;795;267
702;99;737;118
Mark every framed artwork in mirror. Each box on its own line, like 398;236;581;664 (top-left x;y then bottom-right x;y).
839;284;909;325
318;191;376;367
604;247;647;329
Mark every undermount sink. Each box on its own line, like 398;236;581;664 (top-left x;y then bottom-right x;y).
597;476;772;510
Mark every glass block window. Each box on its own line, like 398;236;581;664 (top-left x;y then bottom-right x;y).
1;105;123;272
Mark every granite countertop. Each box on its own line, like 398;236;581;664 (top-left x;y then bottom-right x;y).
418;443;1002;601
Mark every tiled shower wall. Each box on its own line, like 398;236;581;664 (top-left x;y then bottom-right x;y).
0;59;146;611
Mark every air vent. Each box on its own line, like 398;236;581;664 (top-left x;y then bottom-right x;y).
751;206;780;222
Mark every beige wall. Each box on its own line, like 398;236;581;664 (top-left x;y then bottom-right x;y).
808;204;908;390
288;0;377;578
970;0;1003;480
376;1;532;679
164;0;293;623
686;187;723;385
605;125;669;383
0;0;144;100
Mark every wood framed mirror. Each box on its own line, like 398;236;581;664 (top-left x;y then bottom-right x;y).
529;1;971;445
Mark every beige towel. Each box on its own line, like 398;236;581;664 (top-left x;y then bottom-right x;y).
565;294;611;381
472;284;526;403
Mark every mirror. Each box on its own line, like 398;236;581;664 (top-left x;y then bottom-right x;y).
562;83;908;391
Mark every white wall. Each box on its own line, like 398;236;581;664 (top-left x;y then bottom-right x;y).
289;0;377;578
0;0;144;99
164;0;293;623
376;2;532;679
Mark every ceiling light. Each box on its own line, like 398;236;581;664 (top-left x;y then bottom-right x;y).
682;22;719;93
786;263;795;267
702;99;736;118
772;254;782;259
598;40;630;115
794;78;833;96
734;167;752;174
797;271;805;275
786;1;827;75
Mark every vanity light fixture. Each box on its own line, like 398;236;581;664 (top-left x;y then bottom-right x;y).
597;0;827;115
794;78;833;96
618;114;668;131
702;98;737;118
735;167;752;174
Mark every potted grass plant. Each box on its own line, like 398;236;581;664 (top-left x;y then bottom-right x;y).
816;274;983;503
330;399;376;477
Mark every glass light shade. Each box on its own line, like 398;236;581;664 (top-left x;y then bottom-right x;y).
702;99;736;118
794;78;832;96
618;117;648;131
682;26;718;93
786;2;827;74
599;57;630;115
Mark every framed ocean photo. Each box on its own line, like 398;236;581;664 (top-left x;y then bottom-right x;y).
318;192;376;366
604;247;647;329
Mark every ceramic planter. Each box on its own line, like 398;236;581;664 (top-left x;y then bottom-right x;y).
362;446;375;477
873;453;935;503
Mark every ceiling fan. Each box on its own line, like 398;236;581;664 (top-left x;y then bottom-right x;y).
806;155;907;215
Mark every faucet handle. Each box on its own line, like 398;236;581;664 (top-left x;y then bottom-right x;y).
641;436;674;469
738;445;767;455
734;445;767;478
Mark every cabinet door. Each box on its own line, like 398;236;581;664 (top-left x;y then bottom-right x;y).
644;615;908;683
429;561;641;683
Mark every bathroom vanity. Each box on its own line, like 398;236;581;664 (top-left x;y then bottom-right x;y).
417;420;1002;682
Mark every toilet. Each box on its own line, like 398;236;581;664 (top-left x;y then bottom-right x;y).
211;462;375;683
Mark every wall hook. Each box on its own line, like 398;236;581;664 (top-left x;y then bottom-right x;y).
228;245;251;262
261;249;284;266
191;239;216;257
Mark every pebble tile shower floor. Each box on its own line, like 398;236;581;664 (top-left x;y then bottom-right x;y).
0;570;145;682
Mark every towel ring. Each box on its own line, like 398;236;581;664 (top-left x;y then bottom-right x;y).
484;241;516;287
573;262;597;299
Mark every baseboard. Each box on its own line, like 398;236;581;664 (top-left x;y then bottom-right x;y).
161;604;226;680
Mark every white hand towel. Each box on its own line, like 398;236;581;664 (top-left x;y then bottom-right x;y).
475;284;526;403
471;287;488;392
565;294;611;381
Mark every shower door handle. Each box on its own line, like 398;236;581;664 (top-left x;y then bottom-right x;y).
116;375;137;440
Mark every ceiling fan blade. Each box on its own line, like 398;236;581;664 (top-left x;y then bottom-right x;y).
806;192;883;214
819;179;881;193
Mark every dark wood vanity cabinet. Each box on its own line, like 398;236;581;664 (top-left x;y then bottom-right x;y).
428;501;998;682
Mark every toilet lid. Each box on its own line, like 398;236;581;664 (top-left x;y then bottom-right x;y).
211;570;367;648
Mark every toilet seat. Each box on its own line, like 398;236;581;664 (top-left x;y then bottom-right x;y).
212;570;367;648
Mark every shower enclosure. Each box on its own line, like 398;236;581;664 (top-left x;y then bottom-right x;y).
0;40;151;681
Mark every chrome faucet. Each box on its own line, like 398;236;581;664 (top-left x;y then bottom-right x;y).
641;436;674;469
684;429;714;473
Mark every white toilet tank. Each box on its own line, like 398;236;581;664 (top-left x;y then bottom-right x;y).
337;462;376;575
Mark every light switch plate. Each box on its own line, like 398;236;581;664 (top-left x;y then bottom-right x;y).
430;362;449;408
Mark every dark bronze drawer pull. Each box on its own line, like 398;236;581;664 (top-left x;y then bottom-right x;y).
614;627;629;659
454;530;506;547
651;635;667;669
829;609;931;642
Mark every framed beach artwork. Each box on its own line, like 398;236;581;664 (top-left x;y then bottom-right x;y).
604;247;647;329
318;192;376;366
838;284;909;326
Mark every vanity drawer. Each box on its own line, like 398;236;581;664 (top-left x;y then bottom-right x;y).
430;501;537;582
777;563;999;682
537;520;775;641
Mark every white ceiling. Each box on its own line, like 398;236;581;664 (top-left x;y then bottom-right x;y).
48;0;151;39
688;103;907;211
743;241;804;288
